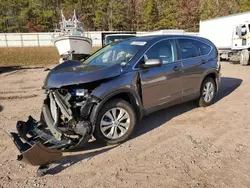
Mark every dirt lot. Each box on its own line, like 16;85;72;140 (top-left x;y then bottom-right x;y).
0;62;249;188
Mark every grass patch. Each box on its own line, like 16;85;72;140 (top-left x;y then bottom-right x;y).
0;46;101;67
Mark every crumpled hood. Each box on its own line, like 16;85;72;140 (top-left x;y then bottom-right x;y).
44;60;122;89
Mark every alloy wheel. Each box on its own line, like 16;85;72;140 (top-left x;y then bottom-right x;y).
203;82;214;103
100;107;130;140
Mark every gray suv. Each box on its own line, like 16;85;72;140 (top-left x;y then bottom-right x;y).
10;35;220;166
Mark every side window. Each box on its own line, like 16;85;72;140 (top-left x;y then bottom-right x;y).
144;40;176;64
198;42;211;56
178;39;211;60
178;39;199;59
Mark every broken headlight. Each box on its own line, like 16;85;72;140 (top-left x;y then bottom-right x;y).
71;89;89;97
71;89;89;107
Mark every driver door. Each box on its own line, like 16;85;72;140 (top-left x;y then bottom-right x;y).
138;39;183;112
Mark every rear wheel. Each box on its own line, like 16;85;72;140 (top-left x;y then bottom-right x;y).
197;77;216;107
240;50;249;66
93;99;136;145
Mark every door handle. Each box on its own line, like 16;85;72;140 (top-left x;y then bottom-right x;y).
173;66;181;71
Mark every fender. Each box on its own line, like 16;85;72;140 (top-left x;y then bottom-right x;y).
89;72;144;131
199;68;220;91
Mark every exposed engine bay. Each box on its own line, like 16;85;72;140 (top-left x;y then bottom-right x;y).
7;57;130;176
9;87;100;167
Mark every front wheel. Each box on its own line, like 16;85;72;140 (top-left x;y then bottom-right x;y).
197;77;216;107
93;99;136;145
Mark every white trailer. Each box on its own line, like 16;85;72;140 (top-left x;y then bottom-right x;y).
200;12;250;65
136;30;199;37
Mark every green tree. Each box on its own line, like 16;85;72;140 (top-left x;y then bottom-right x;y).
240;0;250;12
199;0;218;20
0;0;28;32
0;0;248;33
93;0;126;31
154;0;177;30
93;0;109;30
200;0;241;21
143;0;159;31
107;0;125;30
176;0;200;31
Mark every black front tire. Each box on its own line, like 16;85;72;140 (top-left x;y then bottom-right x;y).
197;77;216;107
93;99;136;145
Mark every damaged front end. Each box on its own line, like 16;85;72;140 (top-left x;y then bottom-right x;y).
9;88;99;166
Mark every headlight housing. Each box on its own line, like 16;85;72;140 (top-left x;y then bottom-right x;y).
72;89;88;97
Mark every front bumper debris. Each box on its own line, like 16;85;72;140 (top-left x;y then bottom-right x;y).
8;116;72;166
8;90;95;173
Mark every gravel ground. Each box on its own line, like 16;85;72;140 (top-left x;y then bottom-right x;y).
0;62;249;188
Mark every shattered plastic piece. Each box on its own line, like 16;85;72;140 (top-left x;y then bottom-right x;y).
9;132;62;166
8;115;91;168
7;116;66;166
18;143;62;166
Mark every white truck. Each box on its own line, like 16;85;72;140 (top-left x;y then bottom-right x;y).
200;12;250;65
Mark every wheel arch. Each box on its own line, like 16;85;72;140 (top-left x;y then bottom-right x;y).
90;89;144;132
200;71;219;92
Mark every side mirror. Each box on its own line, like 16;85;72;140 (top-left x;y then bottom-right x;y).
141;59;163;68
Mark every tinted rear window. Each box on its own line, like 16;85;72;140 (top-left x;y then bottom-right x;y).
178;39;211;60
198;42;211;55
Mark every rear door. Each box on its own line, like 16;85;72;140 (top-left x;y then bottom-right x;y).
138;39;183;111
177;38;212;100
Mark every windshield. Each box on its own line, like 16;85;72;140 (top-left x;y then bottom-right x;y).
83;40;145;67
105;35;135;45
